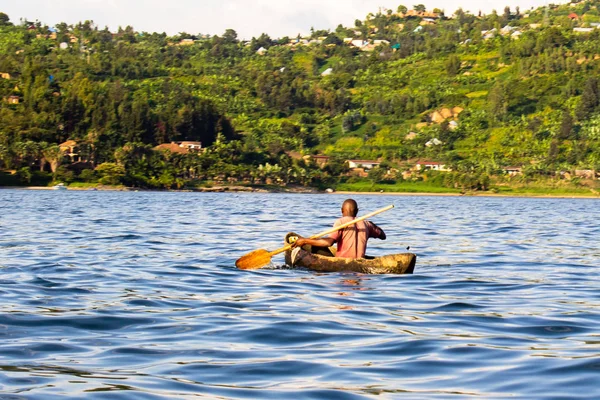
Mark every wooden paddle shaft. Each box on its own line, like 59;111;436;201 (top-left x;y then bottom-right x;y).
269;204;394;257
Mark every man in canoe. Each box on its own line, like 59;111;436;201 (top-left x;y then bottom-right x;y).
292;199;386;259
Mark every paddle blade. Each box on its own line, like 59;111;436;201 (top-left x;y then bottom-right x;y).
235;249;272;270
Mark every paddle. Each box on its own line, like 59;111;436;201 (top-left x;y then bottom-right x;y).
235;204;394;270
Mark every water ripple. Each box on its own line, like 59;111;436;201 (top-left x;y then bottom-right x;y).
0;190;599;399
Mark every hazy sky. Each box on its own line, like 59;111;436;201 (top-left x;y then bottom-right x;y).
2;0;562;39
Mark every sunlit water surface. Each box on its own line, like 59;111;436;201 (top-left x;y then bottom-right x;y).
0;190;599;399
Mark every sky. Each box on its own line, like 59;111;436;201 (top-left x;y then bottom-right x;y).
2;0;564;39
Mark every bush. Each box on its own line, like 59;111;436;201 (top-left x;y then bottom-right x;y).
368;167;386;183
54;166;75;183
79;169;96;182
95;163;125;186
31;171;52;186
16;167;32;184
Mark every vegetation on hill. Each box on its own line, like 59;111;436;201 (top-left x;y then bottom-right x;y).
0;1;600;194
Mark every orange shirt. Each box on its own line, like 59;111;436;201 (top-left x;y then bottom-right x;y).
328;216;384;258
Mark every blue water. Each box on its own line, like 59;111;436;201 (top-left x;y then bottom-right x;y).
0;190;599;399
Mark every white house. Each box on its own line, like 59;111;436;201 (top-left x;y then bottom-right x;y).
482;28;497;40
425;138;443;147
347;160;381;169
503;166;522;176
349;39;366;48
501;25;516;34
373;40;390;45
321;68;333;76
256;47;267;55
179;141;202;151
415;161;451;172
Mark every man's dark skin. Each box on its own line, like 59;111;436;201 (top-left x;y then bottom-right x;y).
293;199;386;250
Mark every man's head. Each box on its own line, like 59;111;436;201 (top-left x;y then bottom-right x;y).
341;199;359;217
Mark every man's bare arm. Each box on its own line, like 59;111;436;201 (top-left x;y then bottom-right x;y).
293;237;336;248
372;223;386;240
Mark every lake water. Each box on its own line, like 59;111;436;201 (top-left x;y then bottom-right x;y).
0;190;599;399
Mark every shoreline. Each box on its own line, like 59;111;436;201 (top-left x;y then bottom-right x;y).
334;190;600;199
2;185;600;199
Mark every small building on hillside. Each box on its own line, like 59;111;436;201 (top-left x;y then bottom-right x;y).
415;160;451;172
0;72;11;80
59;140;80;162
425;138;443;147
6;95;20;104
373;40;390;45
347;159;380;169
310;155;330;167
349;39;366;48
321;68;333;76
285;151;303;160
405;131;418;140
153;141;202;155
256;47;267;55
574;28;594;33
575;169;595;179
348;168;369;178
179;141;202;151
503;166;522;176
501;25;516;35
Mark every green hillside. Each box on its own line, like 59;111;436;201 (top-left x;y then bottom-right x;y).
1;2;599;193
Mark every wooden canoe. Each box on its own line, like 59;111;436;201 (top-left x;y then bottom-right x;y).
284;233;416;275
285;249;416;274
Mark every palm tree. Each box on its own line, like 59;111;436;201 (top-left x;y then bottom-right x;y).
42;145;64;173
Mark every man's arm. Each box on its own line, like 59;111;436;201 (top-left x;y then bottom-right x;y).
369;222;386;240
292;237;336;249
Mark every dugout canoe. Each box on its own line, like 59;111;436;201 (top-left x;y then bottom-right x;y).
285;249;416;274
284;233;416;275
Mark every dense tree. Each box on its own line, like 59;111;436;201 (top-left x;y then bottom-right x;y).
445;54;461;76
576;77;599;121
0;12;10;26
0;1;599;191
